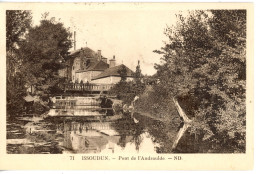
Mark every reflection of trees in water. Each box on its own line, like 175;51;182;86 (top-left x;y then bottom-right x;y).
131;124;144;151
172;127;244;153
50;115;212;153
173;128;206;153
132;113;214;153
14;118;64;154
133;113;180;153
111;115;144;151
47;115;203;153
174;130;246;153
111;113;183;153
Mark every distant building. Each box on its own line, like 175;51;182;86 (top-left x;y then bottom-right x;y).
91;64;134;84
70;47;108;83
59;47;134;85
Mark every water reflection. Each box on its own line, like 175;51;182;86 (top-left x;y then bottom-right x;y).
61;121;119;153
7;111;204;154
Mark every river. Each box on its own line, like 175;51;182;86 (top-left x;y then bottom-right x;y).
7;112;211;154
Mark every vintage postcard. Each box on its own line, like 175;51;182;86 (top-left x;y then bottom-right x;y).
0;2;254;170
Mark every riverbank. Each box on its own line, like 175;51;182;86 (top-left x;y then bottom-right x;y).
134;86;182;125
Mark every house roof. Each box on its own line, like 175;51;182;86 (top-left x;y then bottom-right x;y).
70;47;97;58
89;61;109;71
76;60;109;73
91;64;134;80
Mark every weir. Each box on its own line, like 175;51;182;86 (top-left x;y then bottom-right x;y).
47;94;121;119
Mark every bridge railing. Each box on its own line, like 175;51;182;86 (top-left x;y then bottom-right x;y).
64;83;114;92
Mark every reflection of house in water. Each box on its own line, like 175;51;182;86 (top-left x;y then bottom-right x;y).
55;119;162;154
61;121;125;153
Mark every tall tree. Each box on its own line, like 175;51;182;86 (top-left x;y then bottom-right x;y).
6;10;32;116
19;15;72;95
6;10;32;82
154;10;246;152
134;60;142;83
118;65;127;82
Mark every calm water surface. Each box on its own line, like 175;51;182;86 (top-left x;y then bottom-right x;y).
7;112;206;154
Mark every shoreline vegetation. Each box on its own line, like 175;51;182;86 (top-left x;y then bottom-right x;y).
134;86;181;123
109;10;246;153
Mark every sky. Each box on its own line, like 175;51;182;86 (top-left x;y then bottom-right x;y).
32;9;179;75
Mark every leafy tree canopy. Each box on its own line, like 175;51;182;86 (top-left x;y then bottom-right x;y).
154;10;246;152
134;60;142;83
19;14;72;93
6;10;32;116
6;10;32;52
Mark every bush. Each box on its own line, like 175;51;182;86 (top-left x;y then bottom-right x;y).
32;102;48;115
109;81;145;104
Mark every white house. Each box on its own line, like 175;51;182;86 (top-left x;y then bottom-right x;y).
91;64;134;84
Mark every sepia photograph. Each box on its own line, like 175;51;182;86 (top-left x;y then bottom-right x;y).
0;2;254;170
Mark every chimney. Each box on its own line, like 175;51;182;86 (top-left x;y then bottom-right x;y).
109;55;116;68
97;50;101;61
74;31;76;51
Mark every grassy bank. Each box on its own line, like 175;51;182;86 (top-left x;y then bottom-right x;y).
134;86;181;124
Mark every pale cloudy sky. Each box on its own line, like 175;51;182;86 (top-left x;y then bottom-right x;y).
32;8;179;75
